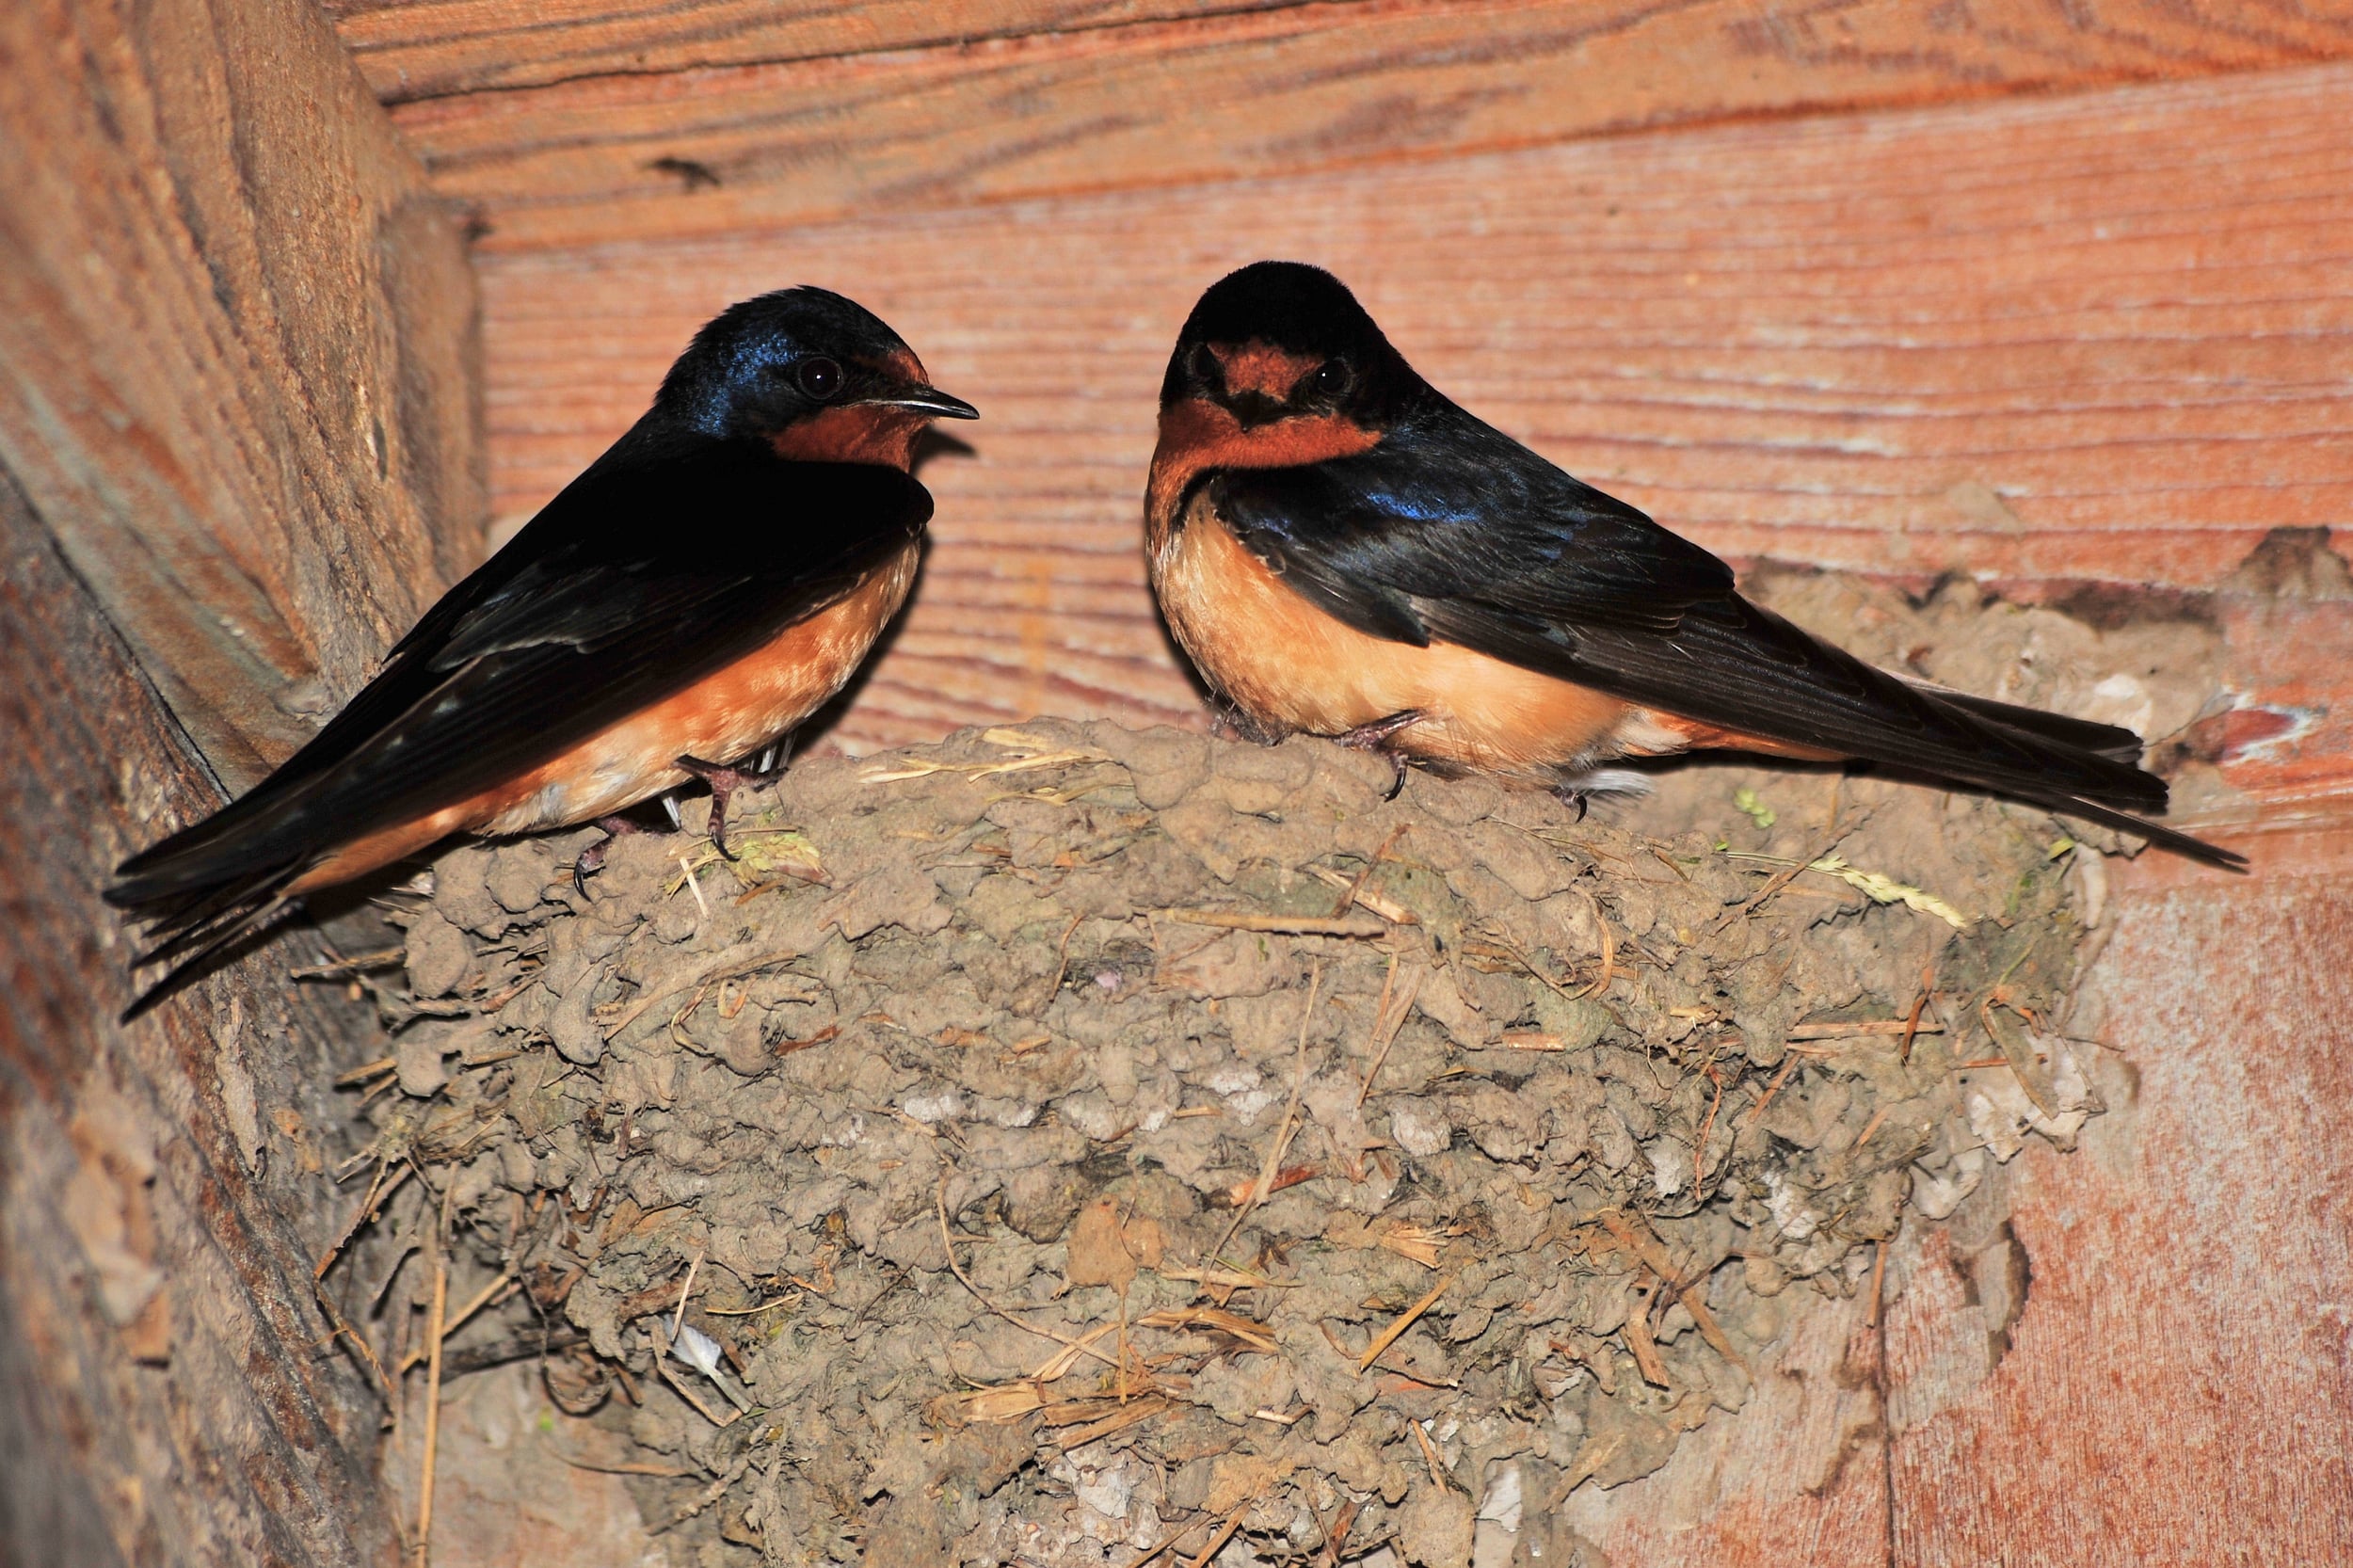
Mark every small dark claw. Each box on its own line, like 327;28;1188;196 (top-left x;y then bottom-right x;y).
1333;709;1427;751
1551;786;1591;823
573;813;646;895
1330;709;1423;801
673;753;764;861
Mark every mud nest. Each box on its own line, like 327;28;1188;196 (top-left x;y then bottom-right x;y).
315;630;2144;1568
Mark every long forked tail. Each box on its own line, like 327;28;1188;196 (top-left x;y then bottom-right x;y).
107;817;314;1018
1559;596;2246;870
111;874;307;1020
1991;778;2242;868
1925;701;2244;870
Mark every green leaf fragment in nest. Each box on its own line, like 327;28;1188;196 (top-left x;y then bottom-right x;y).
733;829;824;882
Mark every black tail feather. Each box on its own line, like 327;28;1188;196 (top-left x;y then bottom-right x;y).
1915;700;2242;869
121;845;302;952
1548;597;2182;823
112;841;311;1019
2013;790;2245;871
1925;687;2150;770
120;891;303;1020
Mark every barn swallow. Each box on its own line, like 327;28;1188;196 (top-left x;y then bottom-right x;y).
1145;261;2239;867
110;287;978;1003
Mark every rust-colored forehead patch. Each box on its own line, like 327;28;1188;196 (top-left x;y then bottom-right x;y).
1208;341;1321;400
864;346;926;386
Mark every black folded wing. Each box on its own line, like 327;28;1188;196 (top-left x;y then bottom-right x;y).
1207;409;2235;865
112;425;930;916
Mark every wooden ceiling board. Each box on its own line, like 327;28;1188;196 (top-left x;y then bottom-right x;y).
327;0;1293;100
358;0;2353;251
472;64;2353;784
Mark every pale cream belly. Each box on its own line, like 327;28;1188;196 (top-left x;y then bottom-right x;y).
288;545;917;892
1151;504;1655;780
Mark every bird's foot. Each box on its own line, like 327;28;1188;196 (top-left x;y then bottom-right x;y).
1333;709;1426;802
672;753;776;862
574;811;664;896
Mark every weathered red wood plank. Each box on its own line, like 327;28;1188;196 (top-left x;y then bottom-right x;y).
0;0;484;788
1882;860;2353;1561
0;469;395;1567
375;0;2353;251
326;0;1285;101
472;65;2353;782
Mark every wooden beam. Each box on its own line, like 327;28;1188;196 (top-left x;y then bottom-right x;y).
328;0;1275;101
0;0;484;790
371;0;2353;251
472;65;2353;783
1882;857;2353;1560
0;468;396;1567
0;1;481;1560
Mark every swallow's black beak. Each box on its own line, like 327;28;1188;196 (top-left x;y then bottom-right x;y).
875;385;980;420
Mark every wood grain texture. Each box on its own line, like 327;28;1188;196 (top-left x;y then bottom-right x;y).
0;0;485;790
1559;1288;1893;1562
328;0;1298;101
380;0;2353;251
0;468;395;1567
1531;664;2353;1560
2163;566;2353;854
472;64;2353;775
1881;860;2353;1561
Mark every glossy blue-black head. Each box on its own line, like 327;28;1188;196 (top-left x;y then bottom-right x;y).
654;287;977;445
1162;262;1419;428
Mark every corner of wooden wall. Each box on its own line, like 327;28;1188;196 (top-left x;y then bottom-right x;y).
0;1;487;1560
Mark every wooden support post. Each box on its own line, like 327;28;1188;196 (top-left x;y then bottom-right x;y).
0;473;405;1566
0;0;483;789
0;0;483;1562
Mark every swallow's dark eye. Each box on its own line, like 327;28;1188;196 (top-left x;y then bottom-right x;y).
795;357;843;400
1190;343;1221;386
1312;359;1353;395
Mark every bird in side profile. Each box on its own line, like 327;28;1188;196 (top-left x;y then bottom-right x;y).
1144;260;2238;867
110;286;978;1005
